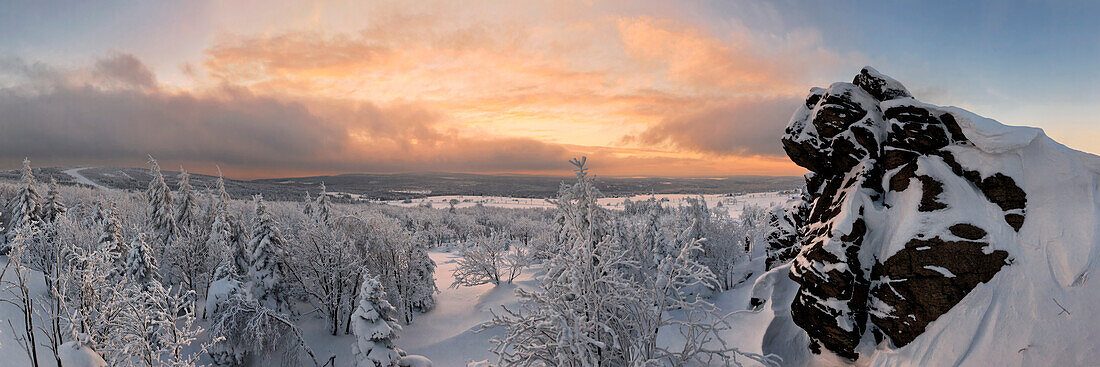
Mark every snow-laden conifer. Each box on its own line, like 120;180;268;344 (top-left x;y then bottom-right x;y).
248;195;290;311
41;177;67;223
95;204;129;275
3;158;43;252
313;182;332;224
207;169;249;277
302;191;313;217
145;156;178;245
124;233;160;288
205;259;246;319
175;167;198;229
483;157;638;365
351;274;403;367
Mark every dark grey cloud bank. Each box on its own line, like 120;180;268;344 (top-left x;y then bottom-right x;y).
0;55;573;177
629;96;800;157
0;54;797;178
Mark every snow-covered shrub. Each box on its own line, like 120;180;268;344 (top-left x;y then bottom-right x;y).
290;220;362;335
207;291;322;367
451;231;525;287
344;213;438;324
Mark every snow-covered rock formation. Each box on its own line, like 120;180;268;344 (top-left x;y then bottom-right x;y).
756;67;1100;366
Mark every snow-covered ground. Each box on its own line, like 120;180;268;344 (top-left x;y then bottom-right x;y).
399;250;532;365
0;257;61;366
396;250;775;366
386;191;799;216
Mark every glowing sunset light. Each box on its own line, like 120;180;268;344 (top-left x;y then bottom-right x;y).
2;1;1099;179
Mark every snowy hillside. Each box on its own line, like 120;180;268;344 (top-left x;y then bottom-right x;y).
751;67;1100;366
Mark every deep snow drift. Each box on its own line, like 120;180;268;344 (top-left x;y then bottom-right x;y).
753;67;1100;366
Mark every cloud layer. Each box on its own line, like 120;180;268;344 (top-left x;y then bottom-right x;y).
0;1;847;178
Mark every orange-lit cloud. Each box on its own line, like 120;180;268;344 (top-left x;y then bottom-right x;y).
1;1;850;178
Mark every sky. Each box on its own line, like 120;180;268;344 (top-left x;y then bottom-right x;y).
1;0;1098;179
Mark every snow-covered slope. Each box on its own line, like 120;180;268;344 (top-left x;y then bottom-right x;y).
753;67;1100;366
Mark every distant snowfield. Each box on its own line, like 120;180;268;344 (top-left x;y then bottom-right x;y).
385;191;800;215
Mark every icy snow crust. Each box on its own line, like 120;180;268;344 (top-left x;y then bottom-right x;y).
756;67;1100;366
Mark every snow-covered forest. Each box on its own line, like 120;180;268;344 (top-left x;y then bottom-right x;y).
0;156;792;366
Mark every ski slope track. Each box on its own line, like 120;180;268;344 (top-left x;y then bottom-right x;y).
62;167;111;190
751;67;1100;366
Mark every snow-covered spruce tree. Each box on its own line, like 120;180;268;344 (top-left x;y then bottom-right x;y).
207;198;234;263
124;233;160;289
538;157;613;261
313;182;332;224
40;177;67;223
212;166;233;204
351;274;403;367
209;169;250;277
3;158;43;253
205;259;246;318
248;195;291;312
145;156;178;246
164;168;216;306
175;167;199;230
302;191;313;217
95;203;129;276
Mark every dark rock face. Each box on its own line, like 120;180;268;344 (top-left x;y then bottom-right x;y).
869;236;1009;346
853;67;912;102
764;204;802;270
778;67;1027;359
